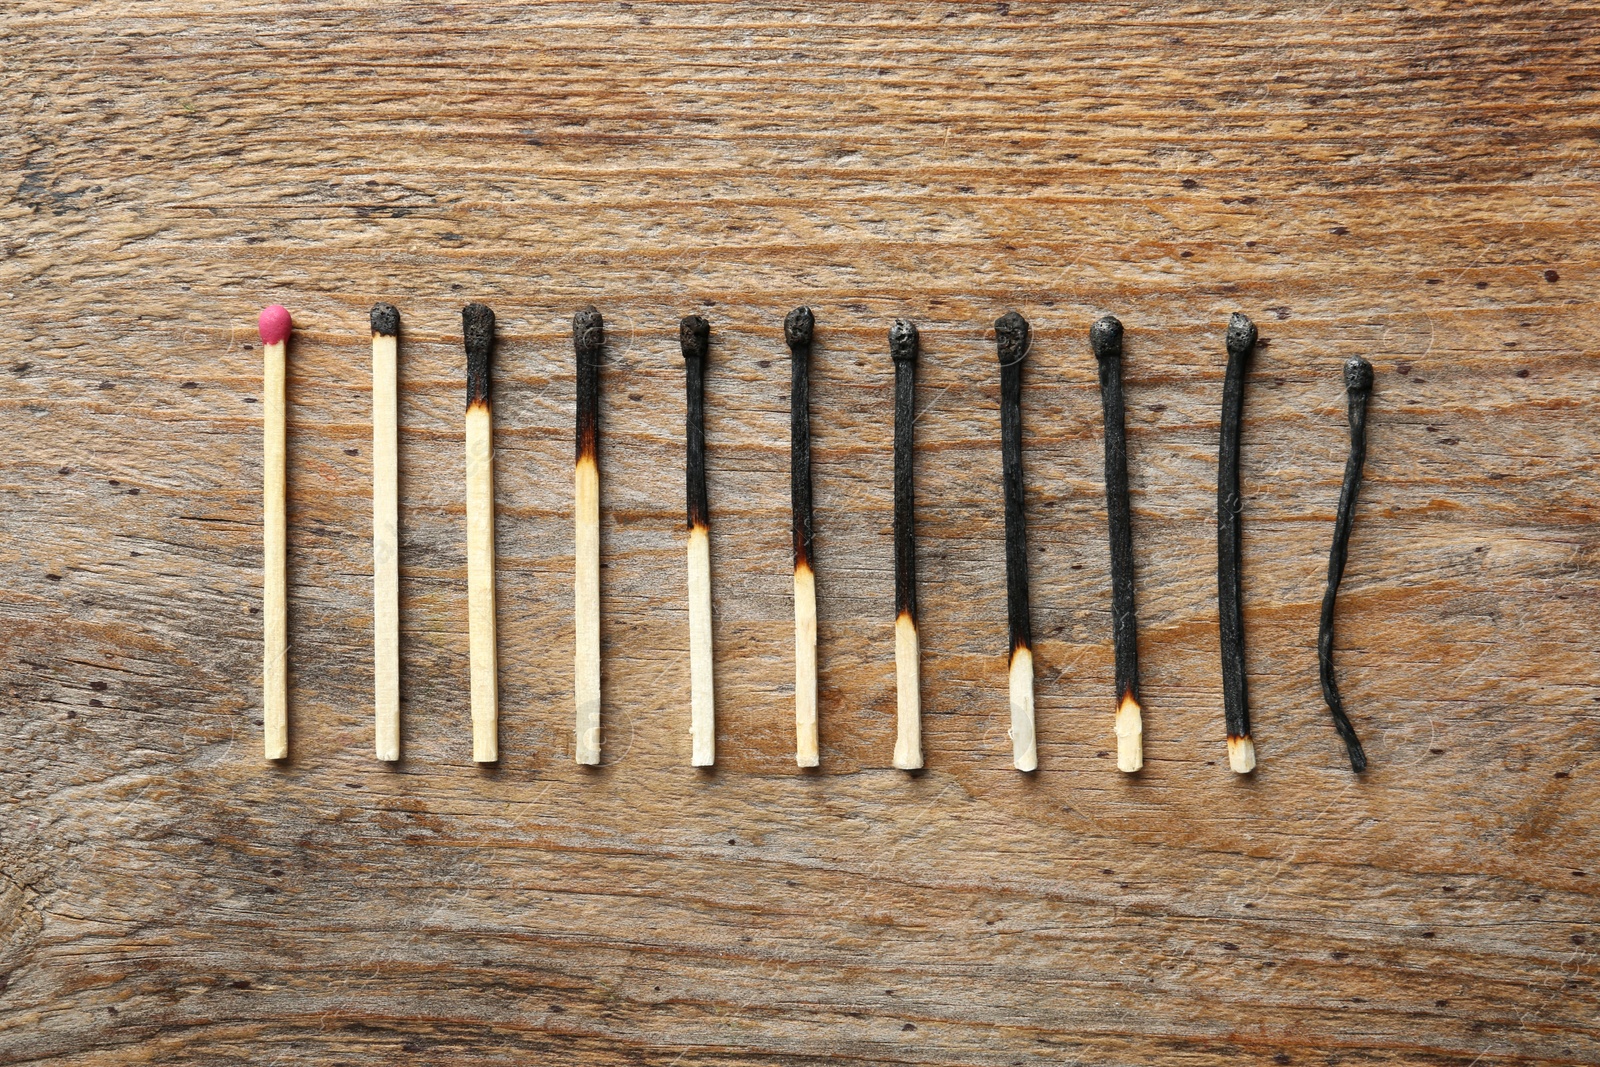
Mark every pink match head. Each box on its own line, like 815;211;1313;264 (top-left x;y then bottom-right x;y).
257;305;292;346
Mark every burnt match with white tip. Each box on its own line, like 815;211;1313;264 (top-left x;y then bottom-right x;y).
371;302;401;762
890;319;923;771
574;306;605;766
681;314;716;768
996;310;1037;772
463;302;498;764
1091;315;1143;773
259;304;292;761
1217;312;1257;774
786;306;820;767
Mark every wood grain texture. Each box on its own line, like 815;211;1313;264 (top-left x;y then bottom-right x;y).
2;2;1598;1063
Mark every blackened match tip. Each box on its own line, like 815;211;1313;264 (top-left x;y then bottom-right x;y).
1226;312;1257;353
573;305;605;351
784;306;814;349
680;314;710;361
995;310;1030;365
889;318;919;362
370;302;399;337
462;303;495;351
1344;356;1374;392
1090;314;1123;359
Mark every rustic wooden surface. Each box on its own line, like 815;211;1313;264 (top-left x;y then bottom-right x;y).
2;3;1597;1063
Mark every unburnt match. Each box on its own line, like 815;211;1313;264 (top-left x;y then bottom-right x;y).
1217;312;1257;774
372;303;401;762
996;310;1037;773
1091;315;1143;774
463;302;498;764
574;306;605;766
681;314;716;768
259;304;292;762
890;319;922;771
1319;357;1374;773
786;306;820;768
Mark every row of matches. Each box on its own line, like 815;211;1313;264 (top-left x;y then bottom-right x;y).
256;303;1375;775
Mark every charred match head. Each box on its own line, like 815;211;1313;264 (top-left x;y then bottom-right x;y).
681;314;711;534
462;303;495;410
1090;314;1123;359
1345;356;1374;392
370;302;399;339
889;318;919;363
574;305;604;464
995;310;1030;366
680;314;710;364
785;305;815;351
258;305;292;347
1225;311;1257;356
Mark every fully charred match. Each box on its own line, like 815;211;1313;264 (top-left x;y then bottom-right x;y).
463;302;498;763
682;314;715;768
574;306;605;766
259;304;292;761
1319;357;1374;772
787;306;820;768
890;319;922;771
996;310;1037;772
1217;312;1257;774
1091;315;1142;773
372;302;401;762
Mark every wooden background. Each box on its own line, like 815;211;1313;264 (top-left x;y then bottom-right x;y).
1;2;1596;1063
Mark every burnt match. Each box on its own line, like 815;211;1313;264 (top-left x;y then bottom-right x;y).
463;302;498;764
574;306;605;766
786;306;820;768
996;310;1036;772
890;319;922;771
1217;312;1257;774
681;314;716;768
259;304;292;761
1091;315;1143;773
371;303;401;762
1319;357;1374;772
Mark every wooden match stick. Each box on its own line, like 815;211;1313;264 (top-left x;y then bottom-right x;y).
372;302;401;762
463;302;498;764
1217;312;1257;774
1091;315;1143;774
996;310;1036;772
259;304;292;761
681;314;716;768
1319;357;1374;772
573;306;605;766
786;306;820;768
890;319;923;771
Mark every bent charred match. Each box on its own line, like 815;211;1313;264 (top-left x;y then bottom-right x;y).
890;319;922;771
681;314;716;768
1091;314;1143;773
259;304;292;762
574;306;605;766
1217;312;1257;775
463;302;498;763
996;310;1037;772
1319;357;1374;772
371;302;401;762
787;306;820;768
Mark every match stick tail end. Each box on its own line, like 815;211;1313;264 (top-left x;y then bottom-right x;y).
1228;734;1257;775
1115;692;1143;773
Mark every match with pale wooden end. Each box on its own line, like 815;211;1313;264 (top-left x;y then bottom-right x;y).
462;302;498;764
574;306;605;765
889;319;922;771
681;314;716;767
996;310;1037;772
1217;312;1258;775
785;307;820;768
259;304;292;761
371;303;401;762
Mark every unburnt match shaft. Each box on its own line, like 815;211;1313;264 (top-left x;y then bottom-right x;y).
787;306;820;768
574;306;605;766
996;310;1037;772
259;304;292;761
1091;315;1142;773
890;319;922;771
681;314;715;768
463;302;498;764
372;303;401;762
1319;357;1374;772
1217;312;1257;774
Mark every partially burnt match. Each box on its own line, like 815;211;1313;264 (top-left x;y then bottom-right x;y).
1091;315;1143;773
372;302;401;762
259;304;292;761
463;302;498;764
996;310;1037;772
890;319;922;771
1217;312;1257;774
574;306;605;766
681;314;715;768
787;306;820;768
1319;357;1374;772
